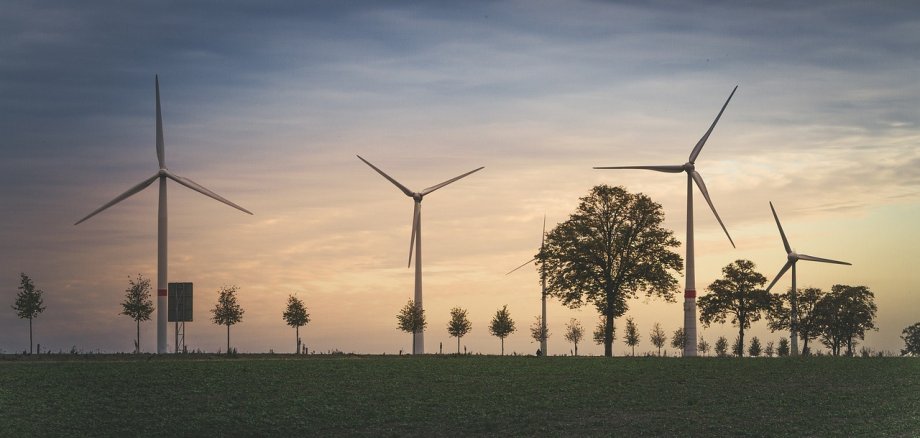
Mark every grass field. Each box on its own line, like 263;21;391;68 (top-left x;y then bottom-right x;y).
1;354;918;436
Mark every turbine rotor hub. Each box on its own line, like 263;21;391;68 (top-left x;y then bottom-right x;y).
683;162;695;172
413;193;423;202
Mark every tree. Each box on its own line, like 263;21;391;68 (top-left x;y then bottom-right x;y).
777;337;790;356
489;305;516;355
901;323;920;356
698;259;771;357
714;336;729;357
397;299;427;354
767;287;826;356
816;285;877;356
282;294;310;354
211;285;244;354
624;317;640;356
765;341;775;357
564;319;584;356
537;185;683;357
529;315;550;348
732;335;744;357
650;323;667;356
12;273;46;354
593;316;615;347
671;327;686;356
697;336;710;357
120;274;153;353
447;307;472;354
748;336;762;357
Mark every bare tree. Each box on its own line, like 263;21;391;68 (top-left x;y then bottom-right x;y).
564;318;584;356
624;317;640;356
697;336;710;357
650;323;667;356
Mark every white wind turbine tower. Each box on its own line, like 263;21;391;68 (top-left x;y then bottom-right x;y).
75;76;253;354
595;86;738;357
765;201;851;356
506;215;548;356
357;155;483;355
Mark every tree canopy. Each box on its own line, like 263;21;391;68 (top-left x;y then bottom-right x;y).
12;273;46;354
564;318;584;356
817;284;877;356
447;307;472;354
623;317;640;356
529;316;550;345
901;322;920;356
767;287;825;355
211;285;244;354
397;300;427;354
489;305;515;355
650;322;666;356
537;185;682;357
671;327;686;356
698;259;770;357
282;294;310;354
120;274;153;353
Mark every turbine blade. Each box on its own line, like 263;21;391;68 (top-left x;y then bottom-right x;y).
420;166;485;195
356;155;414;198
797;253;852;266
156;75;165;169
689;85;737;163
408;202;420;268
594;165;684;173
769;201;792;254
74;173;160;225
506;258;536;275
164;170;253;215
691;171;735;248
765;260;793;293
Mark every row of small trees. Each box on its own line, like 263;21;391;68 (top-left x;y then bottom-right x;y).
10;270;920;356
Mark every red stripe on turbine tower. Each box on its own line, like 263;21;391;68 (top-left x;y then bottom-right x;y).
684;289;696;299
158;288;167;297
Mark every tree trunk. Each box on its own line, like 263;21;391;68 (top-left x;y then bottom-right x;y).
501;337;505;356
226;324;231;354
412;332;417;355
738;325;745;358
603;297;615;357
29;317;33;355
136;320;141;354
631;345;635;356
296;325;300;354
457;336;461;354
574;342;578;357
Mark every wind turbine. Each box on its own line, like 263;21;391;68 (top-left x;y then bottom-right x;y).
75;76;253;354
594;86;739;357
357;155;483;355
765;201;850;356
507;215;548;356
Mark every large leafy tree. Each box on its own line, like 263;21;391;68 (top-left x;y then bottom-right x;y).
447;307;472;354
12;273;46;354
698;259;771;357
538;185;682;357
623;317;640;356
211;285;244;354
282;294;310;354
397;299;427;354
120;274;153;353
901;322;920;356
564;318;584;356
489;305;515;355
767;287;826;355
816;284;877;356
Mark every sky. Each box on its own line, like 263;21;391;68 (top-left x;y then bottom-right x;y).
1;0;918;356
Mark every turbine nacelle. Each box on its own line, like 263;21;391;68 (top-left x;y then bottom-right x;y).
683;162;695;172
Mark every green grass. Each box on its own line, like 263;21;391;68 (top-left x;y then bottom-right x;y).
1;354;918;436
